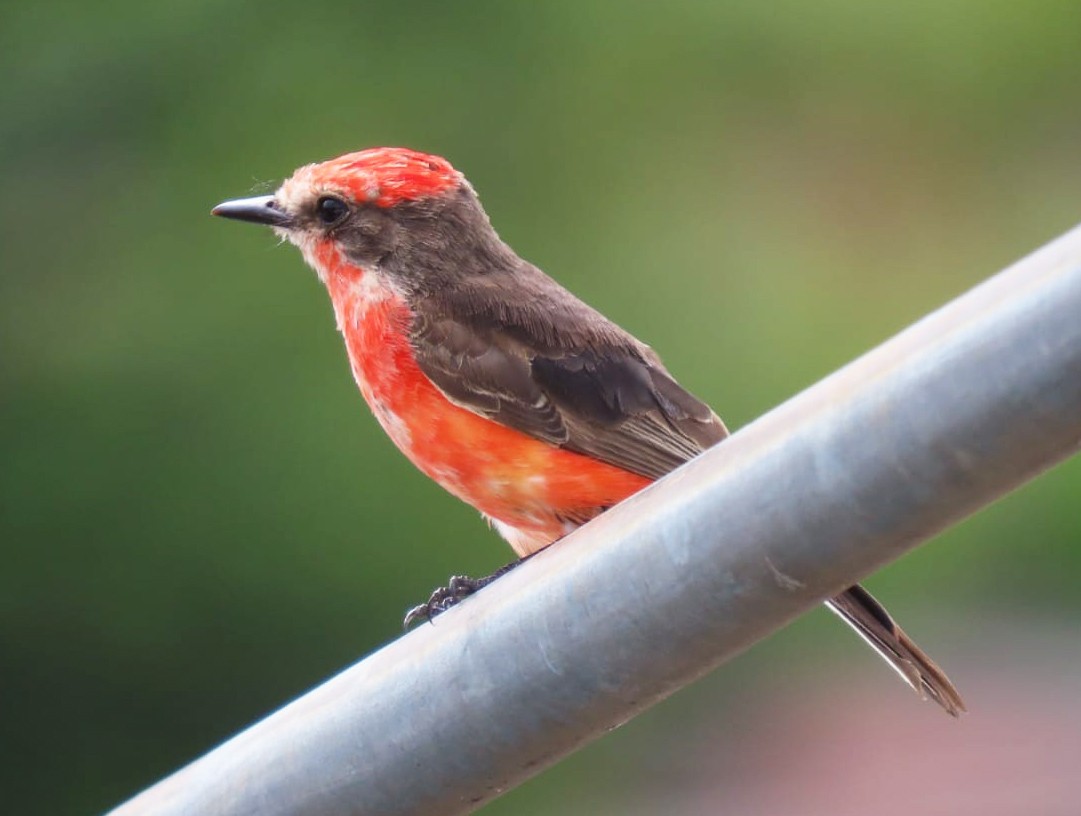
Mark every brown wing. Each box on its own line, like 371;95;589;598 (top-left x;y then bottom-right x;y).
409;268;727;480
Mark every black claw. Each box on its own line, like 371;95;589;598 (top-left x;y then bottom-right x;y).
402;577;475;629
402;603;431;629
402;563;527;630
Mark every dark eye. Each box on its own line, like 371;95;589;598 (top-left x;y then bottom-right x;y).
315;196;348;225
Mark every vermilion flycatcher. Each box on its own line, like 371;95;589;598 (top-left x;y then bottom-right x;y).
213;147;964;716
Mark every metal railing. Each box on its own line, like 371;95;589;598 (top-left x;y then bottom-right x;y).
109;223;1081;815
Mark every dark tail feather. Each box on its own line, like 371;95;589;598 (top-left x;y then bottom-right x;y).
826;584;966;717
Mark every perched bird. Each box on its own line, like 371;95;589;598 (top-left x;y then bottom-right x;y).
213;147;965;716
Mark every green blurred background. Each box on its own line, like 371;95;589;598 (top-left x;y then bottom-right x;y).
4;2;1081;814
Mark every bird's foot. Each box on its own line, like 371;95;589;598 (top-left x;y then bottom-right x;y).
402;574;493;629
402;558;528;629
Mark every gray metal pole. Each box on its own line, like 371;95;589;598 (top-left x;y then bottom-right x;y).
109;224;1081;816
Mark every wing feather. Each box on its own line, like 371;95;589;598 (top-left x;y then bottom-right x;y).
409;266;727;480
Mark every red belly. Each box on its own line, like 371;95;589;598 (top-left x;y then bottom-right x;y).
325;264;650;555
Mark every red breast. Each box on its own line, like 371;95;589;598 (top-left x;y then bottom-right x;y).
316;241;650;556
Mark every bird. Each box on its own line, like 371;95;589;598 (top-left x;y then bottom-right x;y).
212;146;965;716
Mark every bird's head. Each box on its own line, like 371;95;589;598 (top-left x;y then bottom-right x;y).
213;147;502;290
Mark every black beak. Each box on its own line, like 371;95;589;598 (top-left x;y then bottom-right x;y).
211;195;293;228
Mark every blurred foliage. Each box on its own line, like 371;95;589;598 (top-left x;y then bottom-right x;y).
2;1;1081;813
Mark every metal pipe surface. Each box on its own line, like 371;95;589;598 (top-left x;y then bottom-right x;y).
110;224;1081;816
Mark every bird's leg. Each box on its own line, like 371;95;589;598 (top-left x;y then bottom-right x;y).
403;553;538;629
